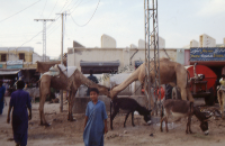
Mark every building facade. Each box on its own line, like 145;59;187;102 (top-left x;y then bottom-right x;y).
67;47;177;74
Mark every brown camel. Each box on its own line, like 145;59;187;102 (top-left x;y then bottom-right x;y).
38;64;109;126
109;58;194;105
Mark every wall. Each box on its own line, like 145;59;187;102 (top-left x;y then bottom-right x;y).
184;50;190;65
176;49;185;65
67;47;178;72
0;47;34;63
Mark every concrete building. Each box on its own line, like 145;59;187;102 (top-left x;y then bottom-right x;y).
138;36;165;49
67;47;177;73
0;47;50;84
138;39;146;49
224;38;225;47
101;34;117;48
199;34;216;47
130;44;137;48
190;40;199;47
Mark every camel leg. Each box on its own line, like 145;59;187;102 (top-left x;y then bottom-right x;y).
180;88;188;101
186;116;192;134
187;89;194;102
68;90;77;121
39;92;50;126
67;91;72;121
188;116;193;134
222;91;225;119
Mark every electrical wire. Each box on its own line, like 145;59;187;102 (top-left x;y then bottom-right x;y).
48;0;59;18
68;0;83;13
14;17;60;49
0;0;42;23
70;0;101;27
40;0;47;17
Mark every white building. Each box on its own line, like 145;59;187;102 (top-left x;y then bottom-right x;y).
138;36;166;49
101;34;117;48
199;34;216;47
190;40;199;47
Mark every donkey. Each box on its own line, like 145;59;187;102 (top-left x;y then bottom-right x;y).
110;97;152;130
161;99;210;135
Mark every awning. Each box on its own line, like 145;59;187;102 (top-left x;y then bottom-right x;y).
135;61;143;67
80;60;120;74
80;60;120;67
0;70;20;75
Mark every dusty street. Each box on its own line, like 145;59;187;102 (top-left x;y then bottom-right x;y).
1;97;225;146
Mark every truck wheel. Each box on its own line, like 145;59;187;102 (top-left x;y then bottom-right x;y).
204;88;214;106
172;87;181;100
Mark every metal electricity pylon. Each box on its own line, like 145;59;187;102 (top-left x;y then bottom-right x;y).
144;0;161;112
34;19;55;62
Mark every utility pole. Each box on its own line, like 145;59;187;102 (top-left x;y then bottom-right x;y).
56;12;70;112
34;19;55;62
144;0;160;111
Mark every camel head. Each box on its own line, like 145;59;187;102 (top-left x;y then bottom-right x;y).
97;84;110;97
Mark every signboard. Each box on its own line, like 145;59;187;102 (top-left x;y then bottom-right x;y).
0;64;3;68
7;60;23;65
7;64;23;69
190;48;225;62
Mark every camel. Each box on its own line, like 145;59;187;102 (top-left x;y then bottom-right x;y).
37;63;110;126
109;58;194;108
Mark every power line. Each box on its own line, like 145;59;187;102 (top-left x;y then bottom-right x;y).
70;0;101;27
40;0;47;17
0;0;42;23
48;0;59;18
14;18;59;49
67;0;82;13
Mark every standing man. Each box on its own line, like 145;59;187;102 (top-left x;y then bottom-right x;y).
7;80;32;146
87;70;99;96
217;74;225;118
0;80;6;115
83;88;108;146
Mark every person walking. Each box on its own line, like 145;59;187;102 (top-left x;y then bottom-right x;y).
0;80;6;115
7;80;32;146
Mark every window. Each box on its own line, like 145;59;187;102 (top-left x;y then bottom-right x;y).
0;54;7;62
19;53;25;61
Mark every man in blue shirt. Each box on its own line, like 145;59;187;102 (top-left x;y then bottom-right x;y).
7;80;32;146
0;81;6;115
83;88;108;146
87;70;99;96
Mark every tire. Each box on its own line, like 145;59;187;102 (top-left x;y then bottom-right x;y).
204;88;215;106
172;87;181;100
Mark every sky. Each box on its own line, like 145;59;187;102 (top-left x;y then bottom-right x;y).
0;0;225;59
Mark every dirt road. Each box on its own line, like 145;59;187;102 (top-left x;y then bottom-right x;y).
1;97;225;146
